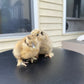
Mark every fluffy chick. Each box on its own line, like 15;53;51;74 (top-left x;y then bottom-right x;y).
13;35;40;67
31;29;54;58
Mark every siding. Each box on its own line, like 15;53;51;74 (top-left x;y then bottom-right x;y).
39;0;84;47
0;40;18;53
0;0;84;52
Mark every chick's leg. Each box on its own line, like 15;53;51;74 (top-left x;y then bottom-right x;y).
31;57;38;63
49;52;54;58
17;59;27;67
45;52;54;58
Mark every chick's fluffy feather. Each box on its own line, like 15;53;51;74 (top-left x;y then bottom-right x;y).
31;29;54;58
13;35;40;66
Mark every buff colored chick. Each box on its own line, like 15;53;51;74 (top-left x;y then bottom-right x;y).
31;29;54;58
13;35;40;66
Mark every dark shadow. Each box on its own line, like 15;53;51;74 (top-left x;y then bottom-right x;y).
15;55;51;82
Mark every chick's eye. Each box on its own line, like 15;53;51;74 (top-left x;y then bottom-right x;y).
41;32;43;35
36;34;39;36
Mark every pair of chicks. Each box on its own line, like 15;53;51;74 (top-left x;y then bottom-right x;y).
13;29;54;67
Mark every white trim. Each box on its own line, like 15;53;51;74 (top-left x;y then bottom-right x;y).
63;0;66;34
67;17;84;20
31;0;38;29
0;32;30;40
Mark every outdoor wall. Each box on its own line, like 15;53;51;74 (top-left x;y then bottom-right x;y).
0;38;20;52
39;0;84;48
0;0;84;52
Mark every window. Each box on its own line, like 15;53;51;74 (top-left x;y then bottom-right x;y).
63;0;84;34
0;0;38;36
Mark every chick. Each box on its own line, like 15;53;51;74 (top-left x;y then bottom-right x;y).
13;35;40;66
31;29;54;58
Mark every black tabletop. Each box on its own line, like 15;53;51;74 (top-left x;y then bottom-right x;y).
0;48;84;84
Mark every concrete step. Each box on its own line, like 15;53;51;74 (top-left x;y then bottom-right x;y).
62;39;84;55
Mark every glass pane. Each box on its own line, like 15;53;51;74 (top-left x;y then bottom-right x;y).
67;0;74;17
0;0;32;34
67;0;84;18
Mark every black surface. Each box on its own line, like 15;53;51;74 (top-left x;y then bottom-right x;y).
0;48;84;84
